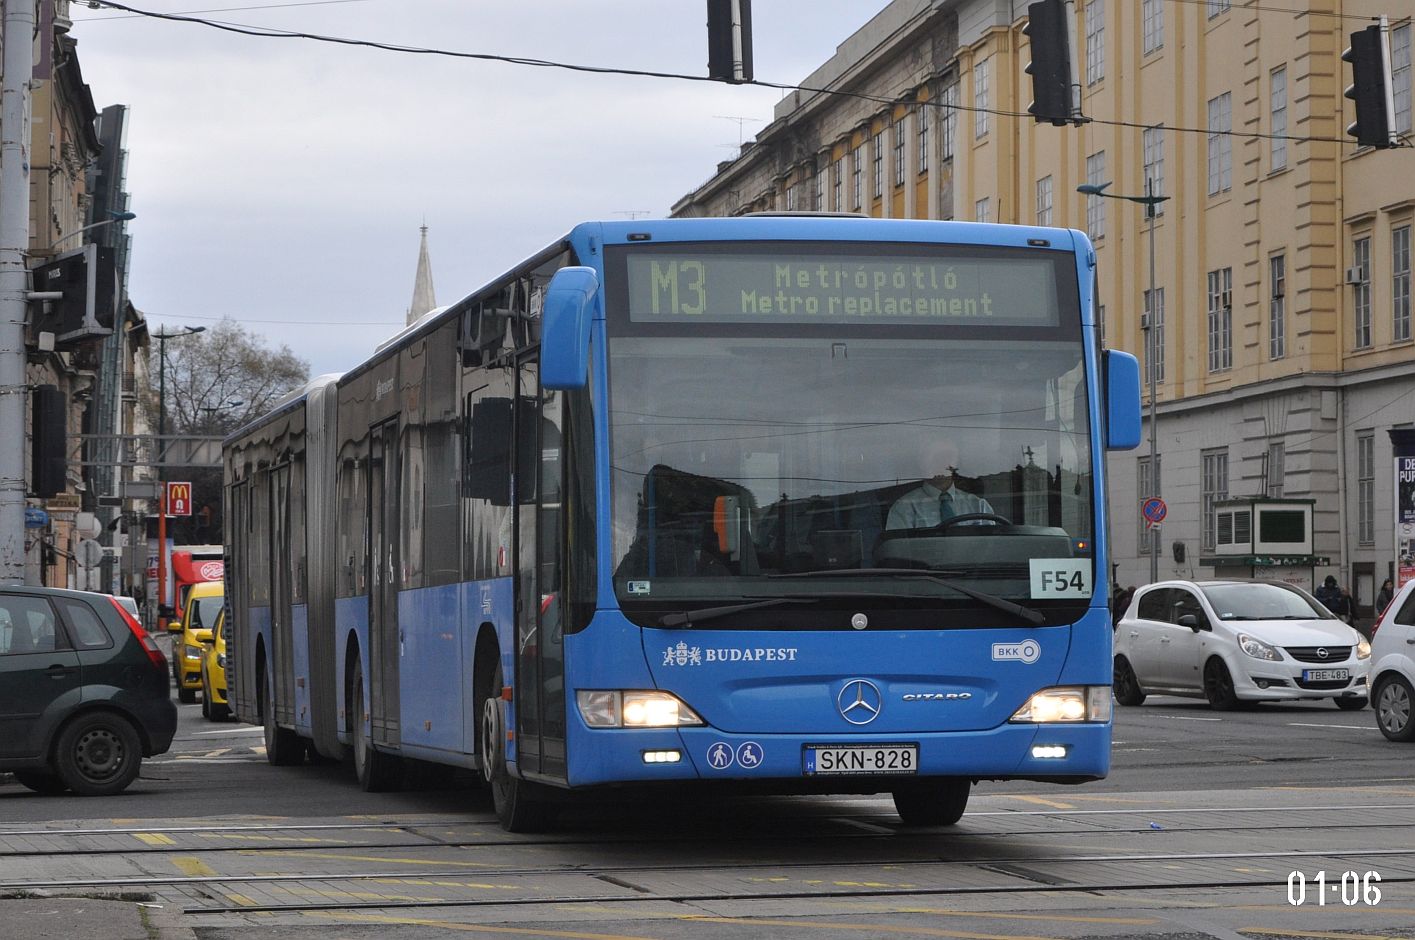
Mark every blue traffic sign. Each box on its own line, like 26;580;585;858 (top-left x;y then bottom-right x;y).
24;507;49;528
1142;497;1167;525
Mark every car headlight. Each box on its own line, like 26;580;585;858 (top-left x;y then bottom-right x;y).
216;653;227;669
1237;633;1281;661
576;690;705;728
184;645;202;661
1356;638;1371;660
1011;686;1111;723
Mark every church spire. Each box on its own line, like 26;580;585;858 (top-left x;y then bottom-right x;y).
406;223;437;325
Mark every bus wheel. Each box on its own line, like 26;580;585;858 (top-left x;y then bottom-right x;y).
351;655;401;791
261;666;304;766
893;777;970;827
480;662;558;833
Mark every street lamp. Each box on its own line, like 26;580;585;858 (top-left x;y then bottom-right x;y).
48;210;136;250
199;400;244;433
1077;177;1169;584
152;324;205;629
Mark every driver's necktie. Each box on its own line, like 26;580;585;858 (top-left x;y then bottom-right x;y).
938;492;955;523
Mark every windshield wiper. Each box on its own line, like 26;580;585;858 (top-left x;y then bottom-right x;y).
658;596;820;628
767;568;1048;626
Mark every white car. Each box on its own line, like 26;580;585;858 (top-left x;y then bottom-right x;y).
1113;579;1370;710
1369;578;1415;741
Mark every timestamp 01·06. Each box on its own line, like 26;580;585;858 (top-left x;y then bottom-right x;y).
1288;870;1382;906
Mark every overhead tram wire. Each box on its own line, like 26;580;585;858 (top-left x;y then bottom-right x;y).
85;0;1399;151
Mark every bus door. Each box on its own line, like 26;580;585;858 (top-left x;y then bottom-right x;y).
513;357;566;780
367;418;401;749
270;463;296;727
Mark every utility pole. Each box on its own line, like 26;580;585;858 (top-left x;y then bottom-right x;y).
0;0;37;584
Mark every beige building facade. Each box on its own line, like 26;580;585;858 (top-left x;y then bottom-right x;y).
673;0;1414;612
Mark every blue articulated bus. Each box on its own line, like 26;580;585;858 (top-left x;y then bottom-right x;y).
224;216;1142;831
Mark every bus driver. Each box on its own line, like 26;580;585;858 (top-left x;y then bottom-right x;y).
886;437;995;530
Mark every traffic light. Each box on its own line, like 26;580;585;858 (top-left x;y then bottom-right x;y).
707;0;753;84
1024;0;1074;126
1343;23;1396;149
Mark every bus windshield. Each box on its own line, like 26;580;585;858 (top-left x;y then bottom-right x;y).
605;242;1094;629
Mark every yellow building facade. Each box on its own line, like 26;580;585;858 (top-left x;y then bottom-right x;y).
672;0;1414;610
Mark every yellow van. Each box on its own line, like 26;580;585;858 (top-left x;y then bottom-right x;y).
175;580;223;704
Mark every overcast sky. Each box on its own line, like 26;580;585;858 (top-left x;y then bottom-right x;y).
71;0;889;379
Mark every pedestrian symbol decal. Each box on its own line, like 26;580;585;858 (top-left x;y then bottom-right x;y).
707;742;734;770
735;742;763;769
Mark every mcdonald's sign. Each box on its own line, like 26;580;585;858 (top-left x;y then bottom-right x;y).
166;481;193;517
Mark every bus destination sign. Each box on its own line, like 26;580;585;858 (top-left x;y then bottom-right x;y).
625;251;1060;326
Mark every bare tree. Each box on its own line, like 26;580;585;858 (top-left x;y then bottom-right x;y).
149;318;308;436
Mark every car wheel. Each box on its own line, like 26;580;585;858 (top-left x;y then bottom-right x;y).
893;777;970;826
1113;656;1147;706
13;770;67;794
351;654;402;791
1374;676;1415;742
53;712;142;796
178;684;197;705
1333;696;1368;711
481;660;557;832
200;667;212;719
1203;657;1240;711
261;664;304;766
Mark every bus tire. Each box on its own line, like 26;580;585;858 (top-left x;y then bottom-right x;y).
261;663;304;766
892;777;970;827
351;654;402;791
480;661;558;833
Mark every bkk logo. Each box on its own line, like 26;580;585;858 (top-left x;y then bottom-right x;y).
991;639;1041;664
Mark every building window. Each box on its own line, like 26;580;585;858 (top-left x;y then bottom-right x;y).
1036;175;1053;226
1144;287;1165;384
833;157;844;211
1142;0;1163;53
1142;126;1165;213
1085;0;1105;85
917;106;929;173
1269;253;1286;360
1395;23;1411;136
1395;224;1412;342
1085;151;1106;241
1265;441;1285;498
974;58;990;139
1138;455;1161;555
941;84;958;159
975;197;990;223
1201;449;1229;552
815;162;826;210
1207;92;1232;195
893;117;906;187
1207;267;1232;372
1358;431;1375;545
1207;0;1230;17
1270;66;1288;171
785;181;799;211
871;131;883;198
852;144;863;209
1354;235;1372;349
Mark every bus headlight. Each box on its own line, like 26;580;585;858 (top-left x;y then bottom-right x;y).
576;691;705;728
1010;686;1112;723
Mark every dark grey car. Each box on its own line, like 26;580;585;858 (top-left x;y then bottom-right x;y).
0;586;177;795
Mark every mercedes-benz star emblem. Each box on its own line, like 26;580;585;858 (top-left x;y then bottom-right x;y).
837;678;882;725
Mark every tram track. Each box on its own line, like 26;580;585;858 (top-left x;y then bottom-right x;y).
3;801;1413;859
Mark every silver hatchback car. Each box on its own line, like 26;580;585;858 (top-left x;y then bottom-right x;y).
1369;578;1415;741
1113;579;1370;710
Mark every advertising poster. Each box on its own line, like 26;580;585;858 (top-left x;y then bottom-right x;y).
1399;455;1415;588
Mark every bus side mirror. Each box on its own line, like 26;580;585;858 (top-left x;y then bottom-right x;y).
1103;349;1141;450
541;266;598;390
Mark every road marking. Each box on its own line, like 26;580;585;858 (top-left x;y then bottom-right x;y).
134;833;176;846
897;909;1159;926
1162;715;1223;721
1242;929;1404;940
1286;722;1378;731
1000;795;1075;809
191;726;264;736
172;856;217;877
